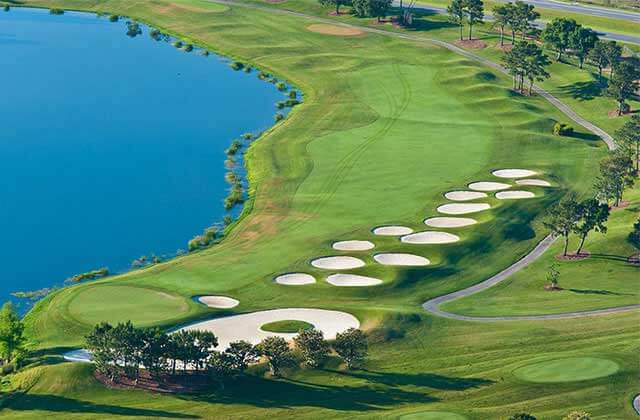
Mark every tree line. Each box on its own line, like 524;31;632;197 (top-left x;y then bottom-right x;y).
86;321;369;384
545;115;639;256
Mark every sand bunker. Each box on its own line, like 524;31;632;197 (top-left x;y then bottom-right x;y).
516;179;551;187
492;169;537;178
373;226;413;236
179;308;360;350
437;203;490;215
275;273;316;285
374;253;430;266
496;191;535;199
311;256;365;270
424;217;477;228
444;190;488;201
332;240;375;251
468;181;511;191
401;231;460;244
197;296;239;309
307;24;363;36
326;274;383;287
63;349;92;363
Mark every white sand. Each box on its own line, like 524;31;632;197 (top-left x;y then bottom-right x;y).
332;240;375;251
424;217;477;228
63;349;92;363
468;181;511;191
311;256;365;270
373;225;413;236
516;179;551;187
401;231;460;244
179;308;360;350
492;169;537;178
198;296;240;309
437;203;491;215
326;274;383;287
495;191;535;199
444;191;488;201
275;273;316;285
374;253;430;266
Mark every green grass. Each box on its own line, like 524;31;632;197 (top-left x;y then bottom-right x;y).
3;0;638;418
442;186;640;316
399;411;468;419
260;320;314;333
512;357;620;383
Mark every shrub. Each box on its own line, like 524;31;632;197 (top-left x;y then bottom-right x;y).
258;71;270;80
285;99;300;107
173;40;183;49
275;113;284;122
288;90;298;99
223;215;233;226
563;411;590;420
230;61;244;71
108;14;119;22
509;414;537;420
242;133;253;140
183;44;194;53
552;122;574;136
225;140;242;155
4;5;10;12
49;8;64;15
629;218;640;249
201;50;210;57
276;82;287;91
243;66;253;73
276;101;286;109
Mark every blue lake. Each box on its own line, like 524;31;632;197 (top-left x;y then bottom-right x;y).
0;8;286;310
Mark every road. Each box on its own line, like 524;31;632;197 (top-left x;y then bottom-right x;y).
403;1;640;45
509;0;640;23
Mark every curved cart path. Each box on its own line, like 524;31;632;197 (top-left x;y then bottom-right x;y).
422;235;640;321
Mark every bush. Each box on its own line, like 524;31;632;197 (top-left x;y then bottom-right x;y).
49;8;64;15
276;82;287;91
276;101;286;109
621;102;631;114
201;50;210;57
258;71;270;80
108;14;119;22
242;133;253;140
288;90;298;99
552;122;574;136
629;218;640;249
275;113;284;122
285;99;300;107
173;40;183;49
230;61;244;71
183;44;194;52
4;5;10;12
243;66;253;73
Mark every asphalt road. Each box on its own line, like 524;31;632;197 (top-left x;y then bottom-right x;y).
509;0;640;23
402;1;640;45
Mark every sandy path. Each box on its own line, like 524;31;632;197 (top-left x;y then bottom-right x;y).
275;273;316;285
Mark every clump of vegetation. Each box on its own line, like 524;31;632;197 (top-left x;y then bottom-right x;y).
201;50;210;57
3;5;10;12
563;411;590;420
131;256;149;268
11;287;55;300
224;158;236;169
126;20;142;38
258;71;270;80
66;267;109;283
274;113;284;122
544;263;561;291
225;171;239;184
553;122;574;136
188;227;219;252
108;14;119;22
243;66;253;73
276;101;286;110
223;215;233;226
276;82;287;91
284;98;300;107
230;61;244;71
49;8;64;15
293;328;330;367
333;328;368;369
242;133;254;140
173;40;183;49
183;44;194;53
225;140;242;156
224;183;245;210
0;302;26;369
629;218;640;249
509;414;537;420
288;90;298;99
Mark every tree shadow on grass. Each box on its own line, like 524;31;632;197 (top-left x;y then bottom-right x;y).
557;81;603;101
393;8;458;32
569;288;635;296
392;266;459;289
329;369;494;391
182;375;437;410
589;253;632;262
3;393;199;418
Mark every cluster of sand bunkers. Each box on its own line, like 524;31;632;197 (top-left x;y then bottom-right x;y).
185;169;551;349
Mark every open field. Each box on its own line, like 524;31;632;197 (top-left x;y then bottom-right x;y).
1;0;638;418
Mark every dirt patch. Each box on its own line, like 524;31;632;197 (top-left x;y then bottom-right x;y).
328;10;349;16
544;284;563;291
608;109;634;118
95;370;211;394
307;24;364;36
610;201;630;211
556;252;590;261
454;39;487;49
496;43;513;51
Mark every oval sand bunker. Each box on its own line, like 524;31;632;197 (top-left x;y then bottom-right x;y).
374;253;430;266
311;256;365;270
198;296;239;309
425;217;477;228
327;274;383;287
275;273;316;285
179;308;360;350
444;191;488;201
437;203;490;215
496;191;535;199
492;169;537;178
401;231;460;244
332;240;375;251
468;181;511;191
373;226;413;236
516;179;551;187
307;24;363;36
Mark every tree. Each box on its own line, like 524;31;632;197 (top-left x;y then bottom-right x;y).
512;1;539;40
509;414;537;420
604;41;622;78
594;151;635;206
318;0;352;15
140;327;169;378
191;330;218;372
629;218;640;249
543;194;581;256
573;198;609;255
607;61;640;116
546;263;560;289
448;0;466;40
221;340;259;373
523;42;551;95
542;18;578;61
616;114;640;172
0;302;26;366
255;336;295;376
503;41;528;91
464;0;484;40
569;26;599;69
85;322;119;381
492;4;513;46
125;20;142;38
588;40;611;80
352;0;391;21
293;328;330;367
333;328;368;369
563;411;590;420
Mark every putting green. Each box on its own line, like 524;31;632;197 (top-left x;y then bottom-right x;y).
260;320;314;333
67;285;190;326
399;411;467;420
513;357;619;383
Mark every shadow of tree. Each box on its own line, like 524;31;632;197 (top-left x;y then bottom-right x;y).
557;81;602;101
329;369;494;391
2;393;199;418
395;8;458;32
569;288;635;296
